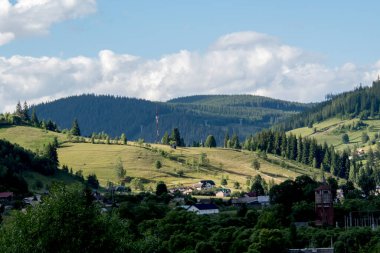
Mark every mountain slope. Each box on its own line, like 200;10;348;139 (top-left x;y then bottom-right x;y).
276;79;380;131
1;125;329;188
32;94;312;144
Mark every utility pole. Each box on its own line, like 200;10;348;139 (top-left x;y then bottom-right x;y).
156;105;159;143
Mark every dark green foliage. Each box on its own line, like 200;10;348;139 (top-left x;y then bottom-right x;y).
86;173;100;189
250;175;265;195
0;138;65;193
252;158;260;170
71;118;81;136
31;108;40;127
44;143;59;168
156;182;168;196
120;133;127;144
195;242;217;253
269;176;318;214
342;133;349;144
230;133;241;149
358;170;376;196
161;131;169;145
245;129;350;179
205;135;217;147
155;160;162;169
31;94;311;144
0;184;133;253
362;132;370;143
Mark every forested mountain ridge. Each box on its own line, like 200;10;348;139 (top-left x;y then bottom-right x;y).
31;94;313;144
275;79;380;131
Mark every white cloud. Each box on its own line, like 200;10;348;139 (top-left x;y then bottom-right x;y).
0;0;96;45
1;31;380;112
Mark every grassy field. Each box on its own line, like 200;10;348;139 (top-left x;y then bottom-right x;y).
289;117;380;151
0;125;67;152
58;141;331;189
1;125;334;190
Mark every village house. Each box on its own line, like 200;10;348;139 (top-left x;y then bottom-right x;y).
288;248;334;253
232;193;270;207
216;188;231;197
23;194;42;207
0;192;13;204
184;203;219;215
193;180;216;190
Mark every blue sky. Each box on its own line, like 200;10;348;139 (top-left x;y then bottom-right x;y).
1;0;380;112
2;1;379;65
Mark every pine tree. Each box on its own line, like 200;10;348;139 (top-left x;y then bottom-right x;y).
44;143;59;168
15;101;22;117
224;133;230;148
170;128;181;146
71;119;81;136
161;131;169;145
205;135;216;148
120;133;127;145
31;108;40;127
22;101;30;121
296;136;303;162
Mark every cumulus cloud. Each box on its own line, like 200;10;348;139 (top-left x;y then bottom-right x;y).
0;0;96;45
1;31;380;112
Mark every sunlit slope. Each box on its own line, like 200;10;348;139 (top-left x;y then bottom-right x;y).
0;125;67;152
58;142;329;188
0;125;332;189
288;117;380;151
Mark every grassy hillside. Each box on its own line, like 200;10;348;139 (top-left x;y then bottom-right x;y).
58;142;330;188
0;125;67;152
1;125;332;190
289;117;380;151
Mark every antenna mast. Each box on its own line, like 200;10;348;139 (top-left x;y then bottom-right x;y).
155;105;159;143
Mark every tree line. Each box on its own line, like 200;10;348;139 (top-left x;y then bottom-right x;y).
276;79;380;131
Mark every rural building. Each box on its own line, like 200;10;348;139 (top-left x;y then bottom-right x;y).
23;194;42;206
257;195;270;206
185;204;219;215
315;184;334;226
216;191;228;197
232;196;257;206
193;180;216;190
0;192;13;204
216;188;231;197
232;195;270;207
289;248;334;253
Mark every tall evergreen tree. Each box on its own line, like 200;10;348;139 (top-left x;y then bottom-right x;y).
170;128;181;146
224;133;230;148
296;136;303;162
15;101;22;117
161;131;169;145
31;108;40;127
71;119;81;136
231;133;241;149
120;133;127;145
22;101;30;121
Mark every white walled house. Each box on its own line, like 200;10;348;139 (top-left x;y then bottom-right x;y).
187;204;219;215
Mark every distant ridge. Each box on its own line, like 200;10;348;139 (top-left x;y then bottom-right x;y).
32;94;313;144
